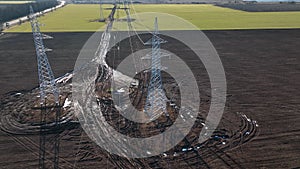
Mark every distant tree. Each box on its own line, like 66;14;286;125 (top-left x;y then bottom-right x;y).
0;0;58;23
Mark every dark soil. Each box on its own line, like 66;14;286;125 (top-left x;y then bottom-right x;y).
0;29;299;168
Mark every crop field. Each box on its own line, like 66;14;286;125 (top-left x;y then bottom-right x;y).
1;1;300;168
5;4;300;32
1;29;299;169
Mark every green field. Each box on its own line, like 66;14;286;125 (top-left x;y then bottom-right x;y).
5;4;300;32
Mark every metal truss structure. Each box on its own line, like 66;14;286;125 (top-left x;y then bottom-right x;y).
29;6;59;105
29;6;60;169
144;18;169;120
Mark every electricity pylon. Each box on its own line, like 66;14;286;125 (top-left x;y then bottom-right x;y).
99;0;105;22
144;17;169;120
29;6;59;105
29;6;60;169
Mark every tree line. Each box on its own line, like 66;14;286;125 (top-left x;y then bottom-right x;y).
0;0;58;24
217;3;300;12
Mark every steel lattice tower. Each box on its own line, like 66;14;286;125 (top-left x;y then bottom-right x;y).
144;18;168;120
29;6;59;105
29;6;60;169
99;0;105;22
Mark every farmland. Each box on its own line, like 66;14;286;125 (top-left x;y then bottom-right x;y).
1;2;300;169
1;29;300;169
5;4;300;32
